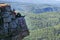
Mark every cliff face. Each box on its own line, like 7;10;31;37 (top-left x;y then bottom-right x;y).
0;3;29;40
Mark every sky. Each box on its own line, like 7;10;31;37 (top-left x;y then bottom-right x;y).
18;0;60;3
0;0;60;4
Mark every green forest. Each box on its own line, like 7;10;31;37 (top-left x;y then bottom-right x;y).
19;11;60;40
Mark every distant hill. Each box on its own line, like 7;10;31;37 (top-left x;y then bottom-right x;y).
8;3;60;13
0;2;60;13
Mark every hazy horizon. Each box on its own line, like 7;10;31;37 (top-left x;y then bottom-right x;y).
0;0;60;4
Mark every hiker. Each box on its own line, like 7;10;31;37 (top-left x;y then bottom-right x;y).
12;9;16;15
11;9;16;20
